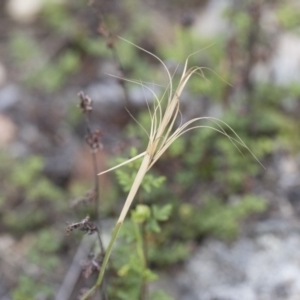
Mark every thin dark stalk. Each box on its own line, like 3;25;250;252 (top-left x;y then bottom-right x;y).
84;112;101;222
92;151;100;222
110;46;130;106
85;113;92;134
78;91;107;300
85;127;107;300
89;4;130;106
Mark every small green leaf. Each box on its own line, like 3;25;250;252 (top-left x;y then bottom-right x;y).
131;204;151;223
118;264;130;277
152;204;172;221
143;268;158;281
143;182;151;193
149;290;175;300
146;219;161;233
119;221;136;242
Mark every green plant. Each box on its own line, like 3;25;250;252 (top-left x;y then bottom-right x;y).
81;38;261;299
0;152;68;298
178;195;266;240
9;32;42;64
104;147;172;298
27;229;62;271
27;49;81;92
109;202;173;300
277;3;300;30
114;148;166;194
0;153;65;234
12;275;53;300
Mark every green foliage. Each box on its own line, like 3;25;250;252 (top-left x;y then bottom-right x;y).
148;241;190;267
27;229;62;271
3;210;47;233
109;204;173;300
131;204;151;223
152;204;173;222
179;195;267;240
27;49;80;92
106;6;290;297
159;29;230;100
0;153;64;234
115;148;166;193
9;4;81;92
159;26;202;62
146;204;173;233
126;110;154;145
12;275;53;300
277;4;300;30
167;136;185;157
42;2;78;35
9;32;41;64
6;2;297;300
0;152;71;298
149;290;175;300
9;2;91;92
8;1;298;298
8;155;64;204
111;155;175;298
8;155;44;187
167;86;294;193
144;195;265;267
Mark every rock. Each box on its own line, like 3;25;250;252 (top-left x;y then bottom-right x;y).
0;85;21;112
278;155;300;189
6;0;65;24
86;80;125;117
270;34;300;85
287;188;300;216
128;85;159;106
6;0;46;23
0;234;36;281
194;0;231;38
44;137;79;187
167;219;300;300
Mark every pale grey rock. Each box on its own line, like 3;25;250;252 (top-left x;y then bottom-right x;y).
0;85;21;111
6;0;64;23
86;80;125;116
270;34;300;85
168;219;300;300
194;0;231;38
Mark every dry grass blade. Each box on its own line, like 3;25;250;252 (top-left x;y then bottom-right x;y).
82;38;264;300
98;151;146;175
97;38;264;218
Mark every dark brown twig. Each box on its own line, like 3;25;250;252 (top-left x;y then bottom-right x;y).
77;91;107;300
90;6;130;106
78;91;103;222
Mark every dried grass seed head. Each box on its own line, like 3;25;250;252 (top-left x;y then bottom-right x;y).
66;216;98;236
78;91;93;113
85;129;103;151
97;38;264;224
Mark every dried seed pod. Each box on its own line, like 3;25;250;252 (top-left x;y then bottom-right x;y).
66;216;98;236
78;91;93;113
85;129;103;151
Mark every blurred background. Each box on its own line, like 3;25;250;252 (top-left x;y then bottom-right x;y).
1;0;300;299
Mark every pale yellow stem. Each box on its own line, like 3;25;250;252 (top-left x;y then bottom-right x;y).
117;152;152;223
